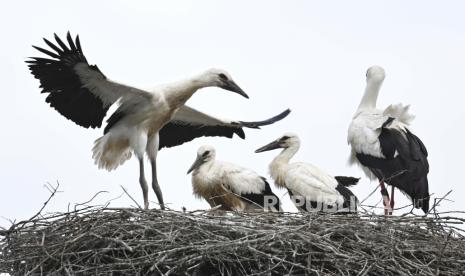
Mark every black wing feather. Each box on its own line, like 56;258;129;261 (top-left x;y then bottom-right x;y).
27;32;109;128
158;121;245;149
32;46;60;59
335;184;359;210
158;109;290;150
54;33;70;52
43;38;64;55
104;109;128;134
66;32;77;52
240;109;290;128
240;178;281;211
75;35;84;55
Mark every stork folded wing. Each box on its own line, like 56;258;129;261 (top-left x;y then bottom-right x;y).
239;178;282;211
355;119;430;212
27;32;151;128
218;166;281;211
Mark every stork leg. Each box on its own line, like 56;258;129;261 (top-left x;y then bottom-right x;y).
138;157;149;210
146;133;165;210
379;181;392;215
150;158;165;210
390;185;395;212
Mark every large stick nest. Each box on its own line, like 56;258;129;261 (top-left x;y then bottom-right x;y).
1;203;465;275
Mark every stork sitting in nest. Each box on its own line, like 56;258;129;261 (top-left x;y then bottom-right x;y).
188;145;281;212
256;133;359;213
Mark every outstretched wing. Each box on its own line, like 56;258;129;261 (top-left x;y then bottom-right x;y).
26;32;151;128
158;106;290;149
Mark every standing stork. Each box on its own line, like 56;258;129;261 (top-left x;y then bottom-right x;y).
27;32;290;210
187;145;281;212
256;133;359;213
347;66;429;215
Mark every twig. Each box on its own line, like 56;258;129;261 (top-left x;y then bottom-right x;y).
120;185;142;209
74;190;109;210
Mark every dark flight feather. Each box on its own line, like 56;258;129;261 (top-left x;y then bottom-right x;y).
157;109;290;150
27;32;109;128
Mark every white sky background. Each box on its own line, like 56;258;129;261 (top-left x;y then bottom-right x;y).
1;0;464;227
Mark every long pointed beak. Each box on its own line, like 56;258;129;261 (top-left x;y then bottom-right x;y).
221;79;249;99
187;156;204;174
255;140;282;153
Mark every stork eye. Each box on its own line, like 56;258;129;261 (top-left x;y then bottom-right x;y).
218;73;228;80
280;136;290;141
202;151;210;157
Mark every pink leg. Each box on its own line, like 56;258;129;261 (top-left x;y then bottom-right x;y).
390;186;395;214
379;181;392;215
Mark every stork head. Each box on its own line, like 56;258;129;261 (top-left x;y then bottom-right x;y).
199;68;248;98
255;132;300;153
366;65;385;83
187;145;216;174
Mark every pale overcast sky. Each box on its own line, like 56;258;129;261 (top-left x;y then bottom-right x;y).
1;0;464;227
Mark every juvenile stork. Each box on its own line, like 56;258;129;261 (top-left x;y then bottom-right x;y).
347;66;429;215
256;133;359;213
187;145;281;212
27;32;290;210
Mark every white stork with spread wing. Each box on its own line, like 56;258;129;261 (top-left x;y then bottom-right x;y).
27;32;290;210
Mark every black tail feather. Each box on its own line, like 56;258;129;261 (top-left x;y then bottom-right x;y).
334;176;360;187
240;109;291;129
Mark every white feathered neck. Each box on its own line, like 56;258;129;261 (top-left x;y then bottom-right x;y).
269;141;300;188
160;70;221;108
356;66;386;112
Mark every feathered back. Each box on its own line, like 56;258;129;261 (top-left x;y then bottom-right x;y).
383;103;415;125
